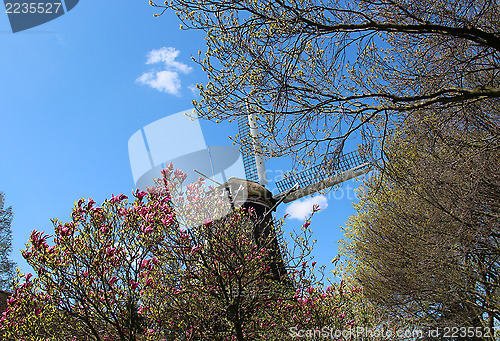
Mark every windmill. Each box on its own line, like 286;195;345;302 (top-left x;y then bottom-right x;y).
127;108;372;285
214;108;372;282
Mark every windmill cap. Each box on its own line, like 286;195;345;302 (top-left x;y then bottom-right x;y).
217;177;277;209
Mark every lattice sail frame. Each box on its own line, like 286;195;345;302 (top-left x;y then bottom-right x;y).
237;114;259;183
275;150;370;193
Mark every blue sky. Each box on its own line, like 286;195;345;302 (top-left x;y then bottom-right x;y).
0;0;364;283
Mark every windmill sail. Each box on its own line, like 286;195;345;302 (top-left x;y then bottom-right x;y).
274;150;371;203
247;111;268;186
237;115;260;183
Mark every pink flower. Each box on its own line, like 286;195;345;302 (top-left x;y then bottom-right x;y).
174;169;187;181
130;281;139;290
110;193;128;203
134;189;148;201
307;286;314;295
161;213;175;226
161;167;172;179
105;247;117;258
47;246;55;254
304;221;310;228
108;277;118;285
58;223;75;237
137;306;146;315
191;245;202;254
35;308;42;316
141;225;154;234
140;259;151;269
25;273;33;281
312;261;317;267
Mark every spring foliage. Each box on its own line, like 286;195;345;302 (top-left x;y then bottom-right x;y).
2;166;369;340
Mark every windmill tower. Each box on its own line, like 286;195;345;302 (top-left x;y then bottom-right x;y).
222;109;372;282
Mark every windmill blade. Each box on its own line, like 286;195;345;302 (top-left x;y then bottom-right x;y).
247;110;268;186
274;150;372;203
237;115;259;183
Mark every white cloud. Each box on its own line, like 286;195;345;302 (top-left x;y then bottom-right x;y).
187;84;198;96
285;195;328;220
136;47;193;96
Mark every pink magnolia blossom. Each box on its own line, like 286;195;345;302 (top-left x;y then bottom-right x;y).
105;247;117;258
161;167;172;179
134;189;148;201
87;198;96;209
110;193;128;204
191;245;202;254
58;224;73;237
174;169;187;181
130;280;139;290
141;225;154;234
140;259;151;269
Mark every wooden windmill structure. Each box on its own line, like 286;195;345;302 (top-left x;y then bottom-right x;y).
215;108;372;282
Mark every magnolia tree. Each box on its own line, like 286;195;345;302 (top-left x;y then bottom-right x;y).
2;165;370;341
